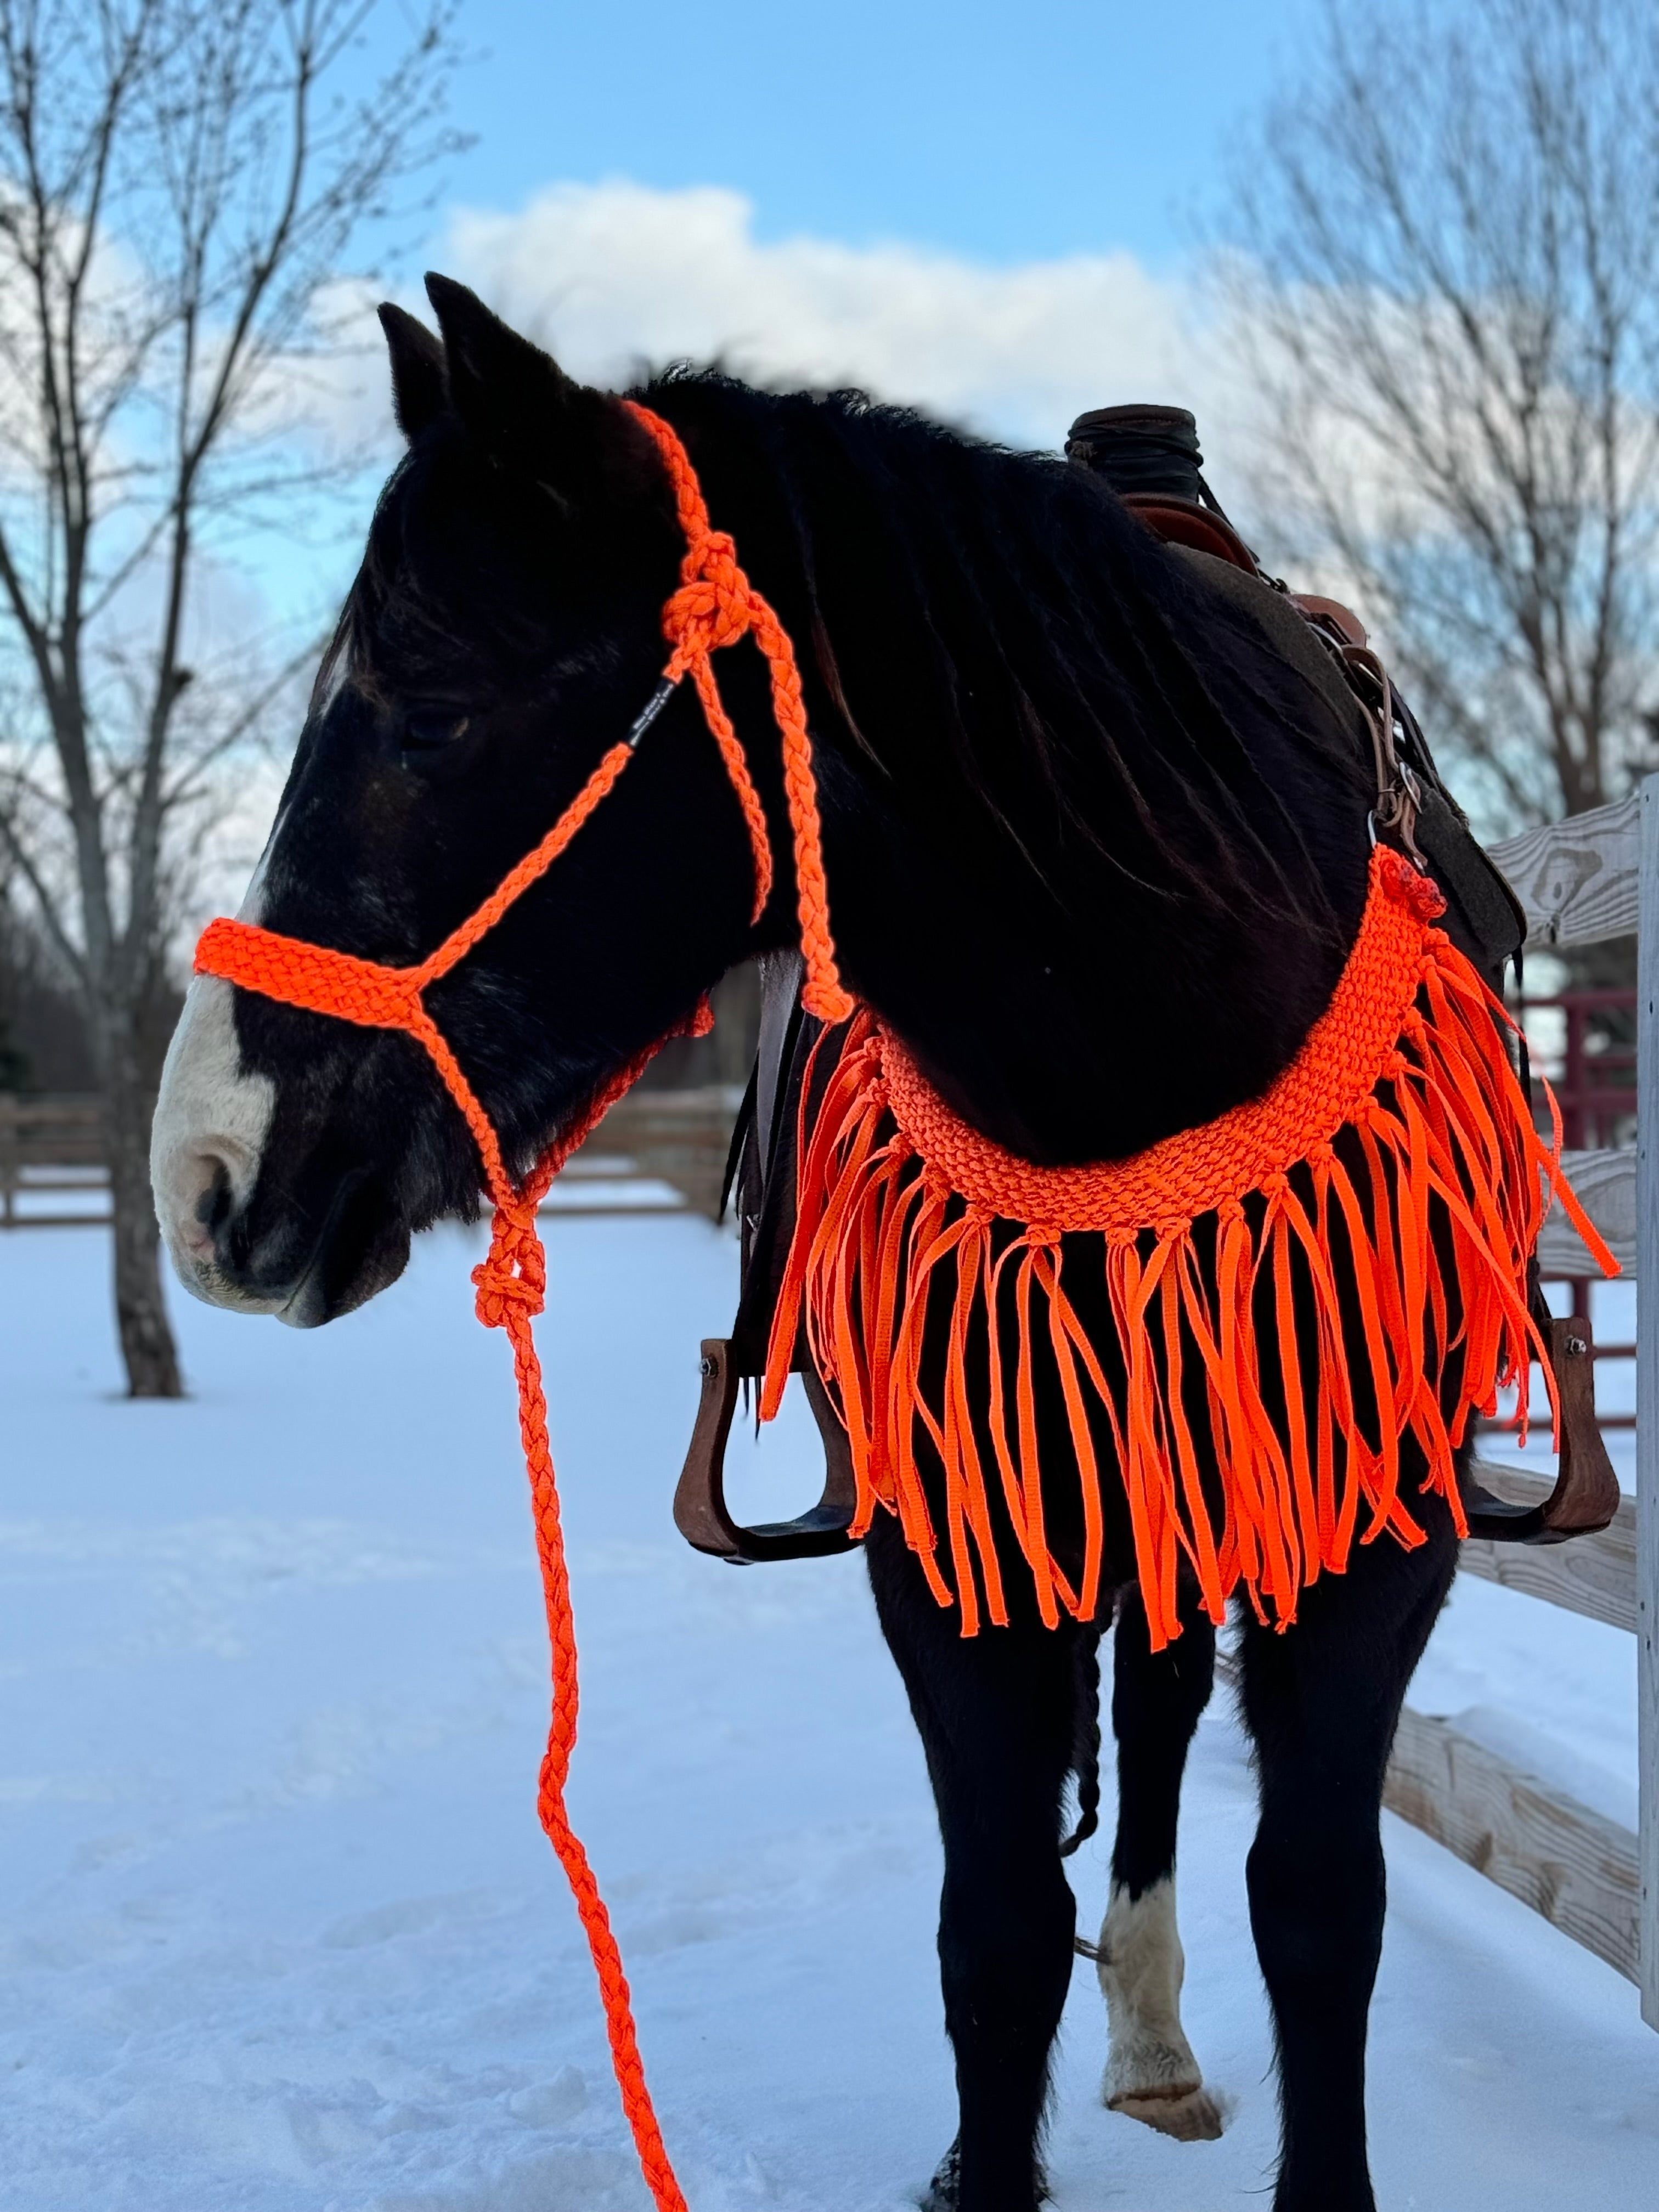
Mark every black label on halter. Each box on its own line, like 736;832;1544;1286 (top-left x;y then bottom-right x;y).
627;676;680;749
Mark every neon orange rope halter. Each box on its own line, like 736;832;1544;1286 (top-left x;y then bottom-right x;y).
193;401;851;2212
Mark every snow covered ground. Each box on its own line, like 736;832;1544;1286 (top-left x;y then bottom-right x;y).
2;1218;1655;2210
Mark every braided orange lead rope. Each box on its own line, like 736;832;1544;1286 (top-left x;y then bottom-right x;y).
194;403;854;2212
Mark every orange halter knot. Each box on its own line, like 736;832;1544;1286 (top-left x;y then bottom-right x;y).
191;400;857;2212
629;398;853;1025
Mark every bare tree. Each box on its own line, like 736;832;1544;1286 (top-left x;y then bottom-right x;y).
0;0;456;1393
1224;0;1659;836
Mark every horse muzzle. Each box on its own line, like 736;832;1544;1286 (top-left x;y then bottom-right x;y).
151;974;411;1326
159;1141;412;1328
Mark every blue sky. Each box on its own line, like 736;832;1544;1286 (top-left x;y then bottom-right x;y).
195;0;1333;894
224;2;1319;665
401;0;1314;269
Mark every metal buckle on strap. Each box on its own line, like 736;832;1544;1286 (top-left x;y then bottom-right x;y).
1374;760;1426;868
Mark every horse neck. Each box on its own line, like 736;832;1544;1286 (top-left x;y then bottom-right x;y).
657;381;1370;1168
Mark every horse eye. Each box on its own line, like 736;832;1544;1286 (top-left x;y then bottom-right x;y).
402;709;470;752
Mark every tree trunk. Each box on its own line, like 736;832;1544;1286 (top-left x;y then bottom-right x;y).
101;1026;182;1398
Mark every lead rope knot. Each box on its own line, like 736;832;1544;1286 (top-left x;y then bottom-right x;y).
472;1197;547;1330
663;528;754;669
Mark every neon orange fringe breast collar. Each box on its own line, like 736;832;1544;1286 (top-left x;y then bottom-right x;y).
757;847;1615;1652
190;401;1612;2212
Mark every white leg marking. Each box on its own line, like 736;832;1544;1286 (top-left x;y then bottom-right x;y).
1097;1876;1226;2141
150;973;278;1308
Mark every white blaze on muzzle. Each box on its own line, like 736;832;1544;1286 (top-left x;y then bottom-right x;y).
150;972;277;1310
150;811;292;1307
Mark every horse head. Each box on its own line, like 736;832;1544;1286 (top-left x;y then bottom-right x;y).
151;278;777;1325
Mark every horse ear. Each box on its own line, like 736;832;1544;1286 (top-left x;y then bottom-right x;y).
421;273;659;515
424;272;583;446
377;303;447;439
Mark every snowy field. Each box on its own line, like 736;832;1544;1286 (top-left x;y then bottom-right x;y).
2;1217;1655;2210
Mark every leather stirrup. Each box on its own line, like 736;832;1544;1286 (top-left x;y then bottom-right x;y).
672;1340;860;1563
1462;1316;1621;1543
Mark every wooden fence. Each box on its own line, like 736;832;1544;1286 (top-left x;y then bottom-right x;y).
1365;791;1654;2020
0;1084;743;1228
0;1094;106;1227
573;1083;740;1218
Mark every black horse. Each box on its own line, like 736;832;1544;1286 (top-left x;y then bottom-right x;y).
151;278;1463;2212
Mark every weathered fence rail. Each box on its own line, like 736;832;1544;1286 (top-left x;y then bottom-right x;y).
0;1085;742;1228
1489;790;1641;947
1386;1447;1643;1980
1384;1702;1641;1983
1537;1147;1637;1275
1459;1464;1636;1637
0;1095;106;1227
578;1084;739;1219
1368;794;1653;2016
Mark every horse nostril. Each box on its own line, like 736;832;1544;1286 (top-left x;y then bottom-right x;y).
165;1144;244;1261
194;1154;235;1240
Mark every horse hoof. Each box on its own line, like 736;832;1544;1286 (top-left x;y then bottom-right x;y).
1106;2080;1227;2141
919;2138;960;2209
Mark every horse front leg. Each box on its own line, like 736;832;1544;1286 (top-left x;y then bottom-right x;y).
866;1515;1081;2212
1240;1499;1458;2212
1096;1578;1222;2140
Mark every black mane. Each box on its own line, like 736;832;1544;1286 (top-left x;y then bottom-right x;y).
648;364;1364;923
617;368;1374;1160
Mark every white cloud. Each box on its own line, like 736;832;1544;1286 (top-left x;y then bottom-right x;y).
176;189;1244;942
437;179;1241;461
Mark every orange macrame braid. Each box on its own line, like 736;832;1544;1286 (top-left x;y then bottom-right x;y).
193;399;855;2212
760;847;1617;1650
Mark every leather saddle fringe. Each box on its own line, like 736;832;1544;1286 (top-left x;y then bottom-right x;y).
760;848;1616;1649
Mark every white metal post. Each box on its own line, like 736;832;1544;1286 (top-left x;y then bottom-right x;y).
1637;775;1659;2025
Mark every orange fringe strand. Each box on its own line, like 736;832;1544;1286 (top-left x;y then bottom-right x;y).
761;848;1616;1648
